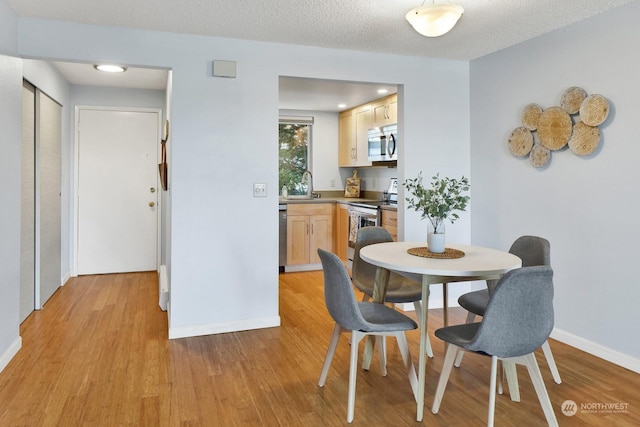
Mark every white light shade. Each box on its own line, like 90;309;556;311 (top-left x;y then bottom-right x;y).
406;3;464;37
94;64;127;73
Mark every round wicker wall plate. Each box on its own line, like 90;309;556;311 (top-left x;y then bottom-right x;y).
568;121;601;156
530;143;550;168
580;94;610;126
407;247;465;259
521;103;543;131
537;106;572;150
508;126;534;157
561;87;587;114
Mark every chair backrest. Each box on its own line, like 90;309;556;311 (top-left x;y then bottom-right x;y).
510;235;551;267
487;235;551;293
352;227;393;290
317;249;370;331
467;265;554;358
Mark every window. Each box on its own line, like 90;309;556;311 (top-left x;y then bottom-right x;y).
279;116;313;196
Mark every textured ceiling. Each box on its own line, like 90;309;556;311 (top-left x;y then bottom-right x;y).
6;0;634;60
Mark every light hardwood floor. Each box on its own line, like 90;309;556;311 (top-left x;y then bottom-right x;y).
0;270;638;426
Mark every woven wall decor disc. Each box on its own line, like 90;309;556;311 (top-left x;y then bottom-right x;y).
530;143;550;168
521;103;543;130
568;121;601;156
508;126;534;157
537;106;572;150
580;94;610;126
561;87;587;114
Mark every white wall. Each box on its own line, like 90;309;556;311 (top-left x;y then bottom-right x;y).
15;18;469;340
0;53;23;371
0;0;16;54
0;2;23;372
470;2;640;370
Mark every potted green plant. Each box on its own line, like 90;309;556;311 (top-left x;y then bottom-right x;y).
403;172;470;253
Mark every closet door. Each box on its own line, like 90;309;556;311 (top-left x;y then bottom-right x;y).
20;82;35;322
36;90;62;307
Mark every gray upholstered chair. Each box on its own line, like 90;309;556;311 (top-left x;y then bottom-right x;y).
431;266;559;427
352;226;433;357
455;236;561;386
317;249;418;423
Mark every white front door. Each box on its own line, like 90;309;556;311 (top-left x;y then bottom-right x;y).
77;108;160;275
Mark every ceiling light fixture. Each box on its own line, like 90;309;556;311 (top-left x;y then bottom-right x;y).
377;89;389;94
338;103;347;109
93;64;127;73
406;0;464;38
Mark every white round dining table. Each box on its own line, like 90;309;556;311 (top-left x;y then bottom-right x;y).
359;241;522;421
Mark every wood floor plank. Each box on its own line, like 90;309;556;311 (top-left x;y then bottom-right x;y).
0;270;638;426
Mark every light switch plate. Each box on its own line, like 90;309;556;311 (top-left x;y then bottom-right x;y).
253;183;267;197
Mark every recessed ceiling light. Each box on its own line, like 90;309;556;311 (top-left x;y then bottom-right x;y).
377;89;388;94
338;103;347;109
94;64;127;73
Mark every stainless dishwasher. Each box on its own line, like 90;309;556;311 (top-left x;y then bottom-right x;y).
279;204;287;271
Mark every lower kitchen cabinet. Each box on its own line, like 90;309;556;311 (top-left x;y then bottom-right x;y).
381;209;398;241
335;203;350;262
286;203;334;266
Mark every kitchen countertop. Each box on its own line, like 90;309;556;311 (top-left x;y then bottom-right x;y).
279;196;397;210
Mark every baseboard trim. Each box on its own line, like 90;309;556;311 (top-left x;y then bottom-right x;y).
551;328;640;374
158;265;169;311
0;336;22;374
168;316;281;340
284;264;321;272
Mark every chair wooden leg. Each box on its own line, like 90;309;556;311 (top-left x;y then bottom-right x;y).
347;331;364;423
488;355;498;427
318;323;342;386
394;332;419;403
431;343;459;414
377;336;387;376
521;353;559;427
497;360;503;395
542;340;562;384
454;311;477;367
502;360;520;402
413;301;433;358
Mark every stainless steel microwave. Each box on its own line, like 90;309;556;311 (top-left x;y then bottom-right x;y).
367;124;398;162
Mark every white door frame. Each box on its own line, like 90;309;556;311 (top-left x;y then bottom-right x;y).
72;105;162;277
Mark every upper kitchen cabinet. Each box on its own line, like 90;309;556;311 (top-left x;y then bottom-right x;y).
371;94;397;128
339;104;372;167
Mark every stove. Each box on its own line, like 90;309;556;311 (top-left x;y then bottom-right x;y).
345;178;398;261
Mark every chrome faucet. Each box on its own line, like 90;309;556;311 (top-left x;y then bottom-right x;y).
302;170;313;197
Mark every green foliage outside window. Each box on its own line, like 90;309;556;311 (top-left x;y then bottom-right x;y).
279;123;310;195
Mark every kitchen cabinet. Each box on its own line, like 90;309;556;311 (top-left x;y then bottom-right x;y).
287;203;334;266
381;209;398;241
338;105;372;167
371;94;397;128
335;203;350;262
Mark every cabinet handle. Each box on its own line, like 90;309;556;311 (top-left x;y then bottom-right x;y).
311;224;314;234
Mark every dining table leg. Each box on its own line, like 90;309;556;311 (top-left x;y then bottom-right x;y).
416;274;430;421
442;282;449;327
362;266;391;371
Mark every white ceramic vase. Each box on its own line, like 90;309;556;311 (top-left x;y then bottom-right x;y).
427;218;445;253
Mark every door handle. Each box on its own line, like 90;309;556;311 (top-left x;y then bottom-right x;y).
149;202;155;207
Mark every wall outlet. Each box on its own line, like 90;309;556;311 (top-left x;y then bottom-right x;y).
329;178;336;188
253;183;267;197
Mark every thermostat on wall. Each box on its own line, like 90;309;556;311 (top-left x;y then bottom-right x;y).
213;60;236;78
